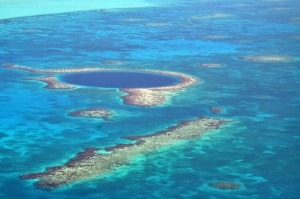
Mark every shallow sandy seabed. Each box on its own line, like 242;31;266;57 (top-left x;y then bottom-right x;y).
4;64;199;106
20;117;230;189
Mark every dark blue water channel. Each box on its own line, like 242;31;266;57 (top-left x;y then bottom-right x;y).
59;71;181;88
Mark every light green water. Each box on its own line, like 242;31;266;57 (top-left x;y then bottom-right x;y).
0;0;158;19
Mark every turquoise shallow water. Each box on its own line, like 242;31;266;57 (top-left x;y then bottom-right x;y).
0;0;300;198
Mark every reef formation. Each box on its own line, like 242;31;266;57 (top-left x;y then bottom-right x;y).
239;55;295;62
68;108;113;120
208;181;241;190
144;22;169;27
4;64;198;107
200;63;222;68
189;13;232;20
210;107;223;114
20;117;230;189
25;76;75;89
100;60;125;65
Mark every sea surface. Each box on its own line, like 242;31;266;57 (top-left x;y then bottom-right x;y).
0;0;300;198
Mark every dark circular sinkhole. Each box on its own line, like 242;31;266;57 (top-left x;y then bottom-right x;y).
59;71;182;88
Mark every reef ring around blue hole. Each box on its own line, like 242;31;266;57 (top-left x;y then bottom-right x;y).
59;71;183;88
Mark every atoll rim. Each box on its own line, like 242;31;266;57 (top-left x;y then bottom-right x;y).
4;64;199;107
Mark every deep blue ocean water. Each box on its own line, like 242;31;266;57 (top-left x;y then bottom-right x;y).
59;71;181;88
0;0;300;198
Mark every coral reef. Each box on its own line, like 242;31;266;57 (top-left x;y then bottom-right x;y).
68;108;113;120
239;55;295;62
189;13;232;20
144;22;169;27
25;76;76;89
208;181;241;190
121;70;198;106
4;64;198;107
200;63;222;68
101;60;125;65
211;107;223;114
20;117;230;189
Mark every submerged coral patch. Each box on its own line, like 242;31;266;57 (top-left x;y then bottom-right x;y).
143;22;169;27
239;55;295;62
210;107;223;114
208;181;241;190
20;117;230;189
200;63;222;68
100;60;125;65
189;13;233;20
68;108;113;120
